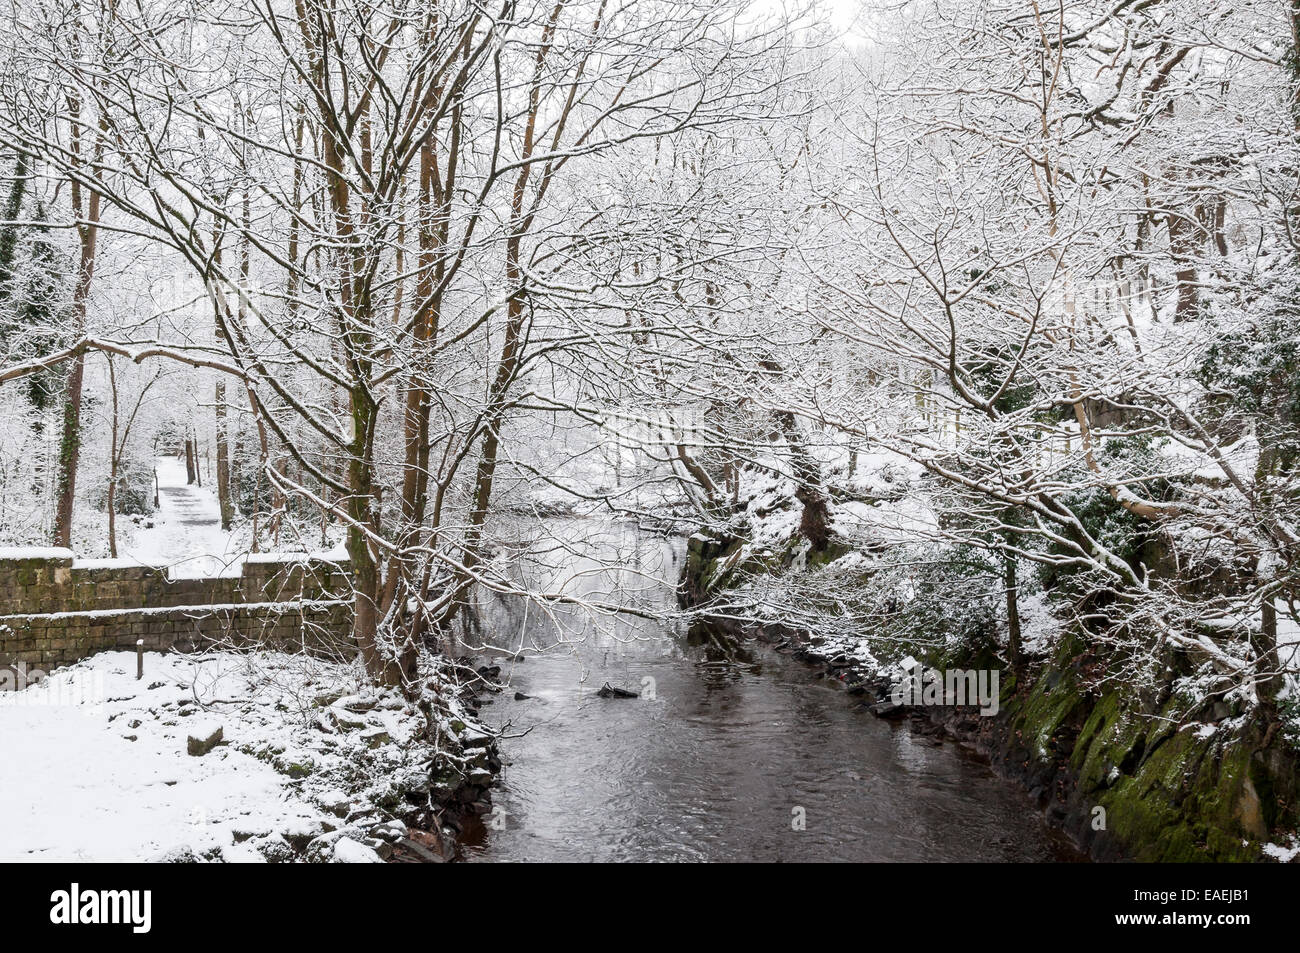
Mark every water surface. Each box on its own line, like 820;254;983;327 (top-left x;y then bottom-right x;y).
459;520;1080;862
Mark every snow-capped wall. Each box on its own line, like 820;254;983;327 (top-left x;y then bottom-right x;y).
0;550;354;673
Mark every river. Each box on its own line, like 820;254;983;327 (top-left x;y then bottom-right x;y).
457;519;1081;862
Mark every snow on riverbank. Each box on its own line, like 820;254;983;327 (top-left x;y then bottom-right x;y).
0;649;492;862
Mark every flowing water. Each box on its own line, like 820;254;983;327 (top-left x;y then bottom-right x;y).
458;520;1081;862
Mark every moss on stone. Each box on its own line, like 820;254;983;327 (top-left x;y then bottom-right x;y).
1006;639;1288;861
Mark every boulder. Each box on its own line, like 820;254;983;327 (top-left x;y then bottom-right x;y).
399;831;447;863
312;688;345;708
869;700;907;719
186;722;224;756
337;694;378;713
367;819;408;844
222;843;268;864
332;837;384;864
459;728;493;748
329;706;368;730
149;844;204;863
315;788;351;818
251;834;294;864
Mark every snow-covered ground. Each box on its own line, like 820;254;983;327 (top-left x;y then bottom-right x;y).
117;456;243;578
0;649;482;862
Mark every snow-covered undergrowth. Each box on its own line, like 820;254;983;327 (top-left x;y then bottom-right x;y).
0;649;492;862
697;447;1049;682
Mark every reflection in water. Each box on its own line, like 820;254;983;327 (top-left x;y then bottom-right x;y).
458;519;1080;863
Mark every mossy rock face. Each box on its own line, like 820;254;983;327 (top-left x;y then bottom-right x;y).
920;617;1291;861
999;636;1298;862
1085;730;1261;862
682;532;739;603
683;532;781;603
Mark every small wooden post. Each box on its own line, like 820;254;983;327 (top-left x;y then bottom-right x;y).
136;639;144;680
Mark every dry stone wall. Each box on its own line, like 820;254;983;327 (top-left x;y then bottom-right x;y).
0;549;354;674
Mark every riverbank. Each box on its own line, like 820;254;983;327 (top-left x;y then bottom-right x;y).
0;648;497;862
681;530;1300;863
453;517;1075;861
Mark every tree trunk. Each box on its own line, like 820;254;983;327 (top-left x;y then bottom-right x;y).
52;220;99;547
1166;213;1200;322
346;386;414;687
385;132;452;620
450;3;570;616
106;472;116;557
52;100;103;549
1256;598;1283;716
1005;553;1023;673
756;354;831;553
52;351;85;548
458;239;527;600
215;381;232;529
107;358;120;558
0;152;30;294
212;232;233;530
775;408;831;553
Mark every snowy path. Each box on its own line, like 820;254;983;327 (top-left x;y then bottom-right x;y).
117;456;242;578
